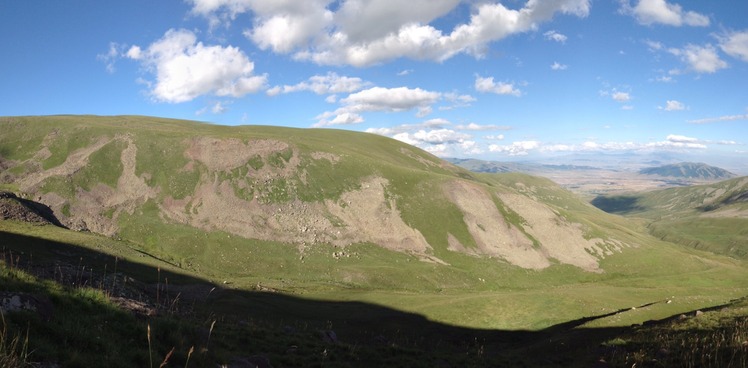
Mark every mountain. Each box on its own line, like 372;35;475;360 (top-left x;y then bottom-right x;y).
1;115;643;274
2;115;748;366
445;157;539;173
639;162;736;180
592;176;748;258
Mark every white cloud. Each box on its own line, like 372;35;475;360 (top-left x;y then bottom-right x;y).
126;45;142;59
537;135;708;153
688;113;748;124
454;123;511;131
97;42;125;73
329;112;364;125
190;0;592;67
334;0;461;43
212;101;227;114
666;134;697;143
267;72;368;96
612;91;631;102
654;75;673;83
475;76;522;96
440;92;476;110
644;39;664;51
668;44;728;73
365;118;452;136
489;140;540;156
367;119;485;156
342;86;440;112
543;30;568;43
485;134;505;140
620;0;709;27
484;134;716;156
659;100;686;111
550;61;568;70
195;101;228;115
405;128;474;156
460;141;483;155
397;69;413;76
127;29;267;103
718;30;748;62
315;86;441;126
411;129;471;144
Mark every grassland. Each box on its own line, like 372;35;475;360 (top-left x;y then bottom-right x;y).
2;219;748;367
591;177;748;259
2;115;748;366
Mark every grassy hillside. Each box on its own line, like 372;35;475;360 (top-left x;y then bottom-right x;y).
639;162;737;180
592;176;748;258
2;222;748;367
2;115;748;365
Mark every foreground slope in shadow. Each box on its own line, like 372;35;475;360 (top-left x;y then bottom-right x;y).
3;228;747;367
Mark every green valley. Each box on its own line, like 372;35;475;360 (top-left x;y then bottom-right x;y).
1;115;747;367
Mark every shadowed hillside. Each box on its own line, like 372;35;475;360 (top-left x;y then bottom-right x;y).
2;227;747;367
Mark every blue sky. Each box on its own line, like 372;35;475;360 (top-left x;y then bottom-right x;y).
1;0;747;162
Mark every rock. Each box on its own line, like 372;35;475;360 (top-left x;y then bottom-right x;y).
695;310;704;317
0;292;54;321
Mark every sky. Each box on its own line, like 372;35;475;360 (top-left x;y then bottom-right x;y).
1;0;747;165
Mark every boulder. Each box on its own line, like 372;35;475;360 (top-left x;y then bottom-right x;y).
0;292;54;321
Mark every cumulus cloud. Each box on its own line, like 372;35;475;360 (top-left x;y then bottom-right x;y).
127;29;267;103
659;100;686;111
489;140;540;156
267;72;367;96
315;86;441;126
550;61;568;70
668;44;728;73
718;30;748;62
543;30;568;43
475;76;522;96
620;0;709;27
189;0;592;67
334;0;461;43
365;118;452;136
397;129;471;145
366;119;487;156
342;86;440;112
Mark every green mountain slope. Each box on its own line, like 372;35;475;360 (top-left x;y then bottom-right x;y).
1;115;640;274
639;162;736;180
2;115;747;335
592;176;748;258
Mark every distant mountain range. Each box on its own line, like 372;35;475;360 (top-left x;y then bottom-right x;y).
639;162;736;180
444;158;599;174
